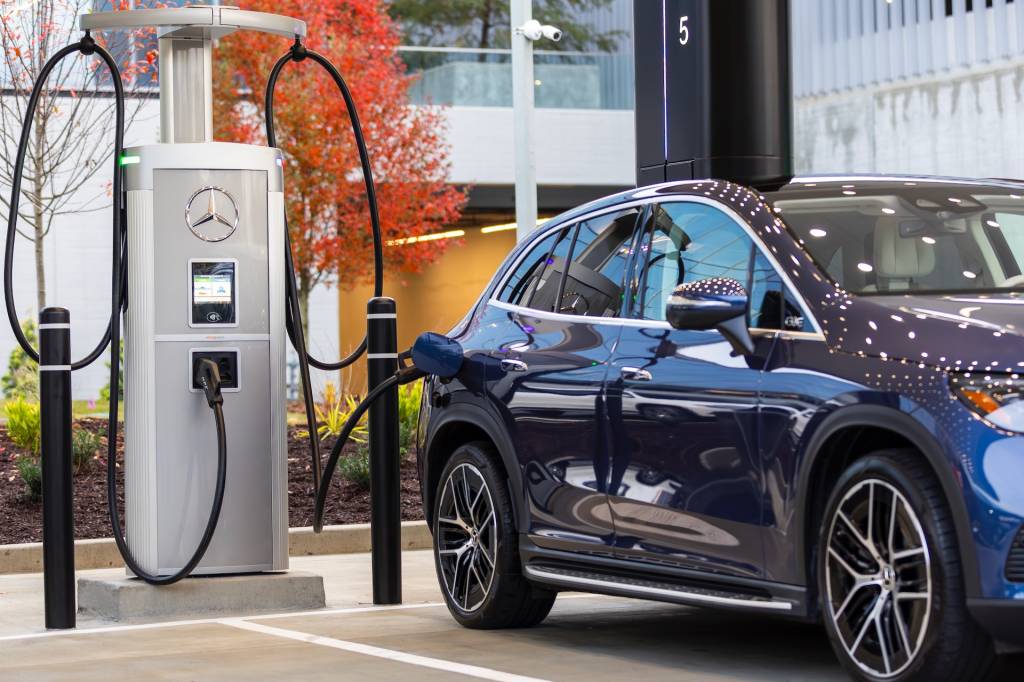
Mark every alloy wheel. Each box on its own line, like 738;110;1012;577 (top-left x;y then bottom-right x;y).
436;463;498;612
825;478;933;679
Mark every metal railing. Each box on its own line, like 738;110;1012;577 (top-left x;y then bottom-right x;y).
398;46;634;110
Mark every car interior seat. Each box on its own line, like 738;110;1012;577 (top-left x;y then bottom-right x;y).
863;216;936;292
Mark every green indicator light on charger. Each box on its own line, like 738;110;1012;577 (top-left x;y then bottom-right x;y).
119;155;141;166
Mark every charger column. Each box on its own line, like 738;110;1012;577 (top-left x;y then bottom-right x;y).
39;307;75;629
367;297;401;604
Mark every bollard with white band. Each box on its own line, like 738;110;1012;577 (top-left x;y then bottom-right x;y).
39;307;75;629
367;297;401;604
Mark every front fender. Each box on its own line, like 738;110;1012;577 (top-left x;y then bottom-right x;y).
793;404;980;597
422;396;526;534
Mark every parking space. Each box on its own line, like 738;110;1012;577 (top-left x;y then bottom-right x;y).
0;550;849;682
2;599;848;682
2;550;1021;681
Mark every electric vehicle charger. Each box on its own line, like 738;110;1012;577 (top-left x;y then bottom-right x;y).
2;34;229;586
4;16;464;585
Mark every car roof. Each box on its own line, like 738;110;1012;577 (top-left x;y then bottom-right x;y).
525;173;1024;241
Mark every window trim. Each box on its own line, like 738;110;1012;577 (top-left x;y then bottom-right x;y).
489;196;824;338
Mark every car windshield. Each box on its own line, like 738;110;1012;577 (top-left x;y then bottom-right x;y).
768;180;1024;295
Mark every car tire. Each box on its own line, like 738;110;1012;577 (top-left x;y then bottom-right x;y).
432;441;556;629
817;450;996;682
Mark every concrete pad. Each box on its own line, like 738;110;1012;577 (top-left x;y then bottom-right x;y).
0;550;441;636
77;571;325;622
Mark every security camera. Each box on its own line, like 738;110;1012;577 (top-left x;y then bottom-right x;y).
541;24;562;42
517;19;543;41
517;19;563;43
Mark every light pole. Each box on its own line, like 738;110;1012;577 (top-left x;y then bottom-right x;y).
511;3;561;242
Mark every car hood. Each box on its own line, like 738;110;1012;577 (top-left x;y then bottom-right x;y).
821;292;1024;372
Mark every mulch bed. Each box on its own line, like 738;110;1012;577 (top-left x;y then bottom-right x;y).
0;418;423;545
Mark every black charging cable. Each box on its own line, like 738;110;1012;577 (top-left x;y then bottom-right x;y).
3;33;126;368
100;359;230;586
312;364;425;532
264;38;385;495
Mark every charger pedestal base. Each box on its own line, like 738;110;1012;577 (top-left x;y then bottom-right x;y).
77;571;325;622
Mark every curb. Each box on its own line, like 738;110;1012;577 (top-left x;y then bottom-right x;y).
0;520;432;575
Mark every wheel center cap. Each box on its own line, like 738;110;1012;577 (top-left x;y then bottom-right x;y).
881;564;896;589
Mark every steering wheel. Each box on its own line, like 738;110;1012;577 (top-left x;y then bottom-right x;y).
1001;274;1024;288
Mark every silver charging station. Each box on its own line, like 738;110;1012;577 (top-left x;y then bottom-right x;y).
81;8;306;576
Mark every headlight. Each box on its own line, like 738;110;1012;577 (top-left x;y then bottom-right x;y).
950;373;1024;432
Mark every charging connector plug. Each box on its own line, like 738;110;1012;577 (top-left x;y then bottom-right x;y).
195;358;224;408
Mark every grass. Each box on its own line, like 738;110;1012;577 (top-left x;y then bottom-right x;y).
72;400;123;420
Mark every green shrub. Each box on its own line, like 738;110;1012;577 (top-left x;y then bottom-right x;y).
315;382;367;444
337;444;371;491
5;397;41;456
15;455;41;501
397;380;423;455
72;428;102;473
6;398;42;499
2;320;38;400
99;340;124;402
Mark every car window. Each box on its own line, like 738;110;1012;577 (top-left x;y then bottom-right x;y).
749;250;814;332
771;182;1024;294
991;212;1024;279
530;209;640;317
633;202;753;321
496;227;572;307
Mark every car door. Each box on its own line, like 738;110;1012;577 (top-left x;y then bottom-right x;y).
604;199;777;579
483;207;643;553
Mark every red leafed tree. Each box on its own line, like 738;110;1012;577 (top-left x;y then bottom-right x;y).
212;0;467;327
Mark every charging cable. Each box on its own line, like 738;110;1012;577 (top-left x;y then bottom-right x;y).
263;38;385;494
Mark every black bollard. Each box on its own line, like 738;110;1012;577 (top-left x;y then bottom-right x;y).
39;307;75;629
367;297;401;604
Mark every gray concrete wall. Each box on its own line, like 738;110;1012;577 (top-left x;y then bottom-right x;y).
795;57;1024;178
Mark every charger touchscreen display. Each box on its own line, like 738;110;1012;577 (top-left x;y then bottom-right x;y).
194;273;232;303
191;261;236;325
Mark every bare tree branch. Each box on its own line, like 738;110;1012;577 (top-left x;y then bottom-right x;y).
0;0;156;312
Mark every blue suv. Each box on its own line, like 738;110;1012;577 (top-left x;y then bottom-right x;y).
416;176;1024;682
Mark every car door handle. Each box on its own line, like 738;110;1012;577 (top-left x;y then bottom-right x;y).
500;359;529;372
620;367;652;382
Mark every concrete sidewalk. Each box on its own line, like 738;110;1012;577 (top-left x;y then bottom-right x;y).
0;550;442;636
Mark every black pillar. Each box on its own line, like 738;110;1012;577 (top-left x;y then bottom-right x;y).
367;297;401;604
634;0;793;188
39;307;75;629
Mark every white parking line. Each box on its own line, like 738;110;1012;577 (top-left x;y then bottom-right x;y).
224;619;552;682
0;601;445;643
0;593;610;644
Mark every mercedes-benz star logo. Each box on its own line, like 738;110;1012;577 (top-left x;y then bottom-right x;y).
185;186;239;242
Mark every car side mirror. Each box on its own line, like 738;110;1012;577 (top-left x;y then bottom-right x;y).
665;278;755;356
